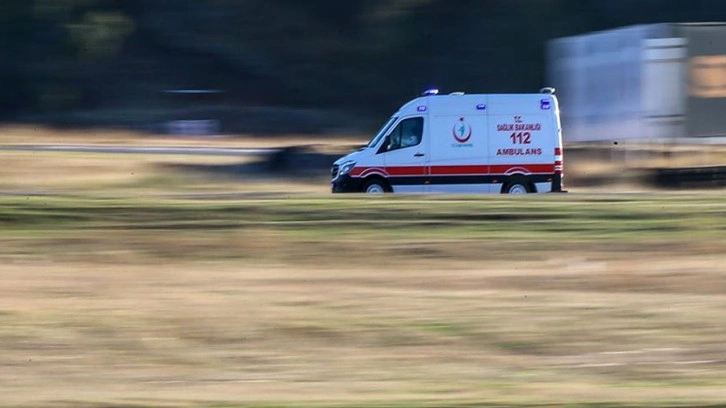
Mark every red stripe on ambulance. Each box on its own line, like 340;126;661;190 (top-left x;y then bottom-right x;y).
352;164;555;177
430;165;488;175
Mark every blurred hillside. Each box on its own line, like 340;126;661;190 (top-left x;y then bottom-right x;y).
4;0;726;133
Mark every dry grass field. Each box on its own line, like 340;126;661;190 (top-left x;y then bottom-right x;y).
1;127;726;408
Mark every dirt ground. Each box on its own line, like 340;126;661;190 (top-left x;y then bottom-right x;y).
1;252;726;407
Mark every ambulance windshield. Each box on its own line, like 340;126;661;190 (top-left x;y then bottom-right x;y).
367;116;398;148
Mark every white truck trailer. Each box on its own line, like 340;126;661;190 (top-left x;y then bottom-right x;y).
548;23;726;143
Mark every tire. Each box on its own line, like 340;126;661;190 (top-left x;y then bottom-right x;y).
363;179;387;194
505;182;529;195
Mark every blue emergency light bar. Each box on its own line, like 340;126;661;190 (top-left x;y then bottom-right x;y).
422;88;439;96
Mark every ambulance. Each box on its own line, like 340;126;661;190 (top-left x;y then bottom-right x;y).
331;88;565;194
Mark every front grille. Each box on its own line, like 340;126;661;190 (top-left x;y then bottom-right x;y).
331;164;339;179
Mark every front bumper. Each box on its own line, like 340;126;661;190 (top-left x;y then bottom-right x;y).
331;174;363;193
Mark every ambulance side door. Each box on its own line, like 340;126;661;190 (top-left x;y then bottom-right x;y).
379;116;428;193
427;97;490;193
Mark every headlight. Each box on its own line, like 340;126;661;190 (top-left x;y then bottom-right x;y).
339;160;356;176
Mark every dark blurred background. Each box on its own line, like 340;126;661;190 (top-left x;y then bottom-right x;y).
3;0;726;134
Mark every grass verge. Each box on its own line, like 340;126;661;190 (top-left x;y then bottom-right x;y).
0;194;726;407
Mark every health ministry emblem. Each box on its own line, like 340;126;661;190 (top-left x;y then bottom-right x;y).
453;117;472;143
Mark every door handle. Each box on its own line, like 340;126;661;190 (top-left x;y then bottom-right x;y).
414;153;425;157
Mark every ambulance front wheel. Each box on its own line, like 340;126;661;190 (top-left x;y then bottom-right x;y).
362;178;389;194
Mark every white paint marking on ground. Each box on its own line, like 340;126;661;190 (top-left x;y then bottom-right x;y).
566;360;723;369
644;347;688;352
601;350;644;355
571;363;627;368
672;360;721;365
556;346;725;369
562;347;690;360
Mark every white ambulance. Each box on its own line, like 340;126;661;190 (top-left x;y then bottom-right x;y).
331;88;565;194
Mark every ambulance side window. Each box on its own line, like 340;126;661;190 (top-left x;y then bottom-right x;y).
381;117;423;153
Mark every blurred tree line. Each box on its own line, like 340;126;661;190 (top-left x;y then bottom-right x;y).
3;0;726;130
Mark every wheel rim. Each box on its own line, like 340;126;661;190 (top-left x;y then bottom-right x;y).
366;183;385;193
508;184;528;195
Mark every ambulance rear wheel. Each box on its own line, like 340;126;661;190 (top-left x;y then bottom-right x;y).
505;182;529;195
362;178;388;194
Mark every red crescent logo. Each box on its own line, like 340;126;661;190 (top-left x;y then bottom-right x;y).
453;119;472;143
